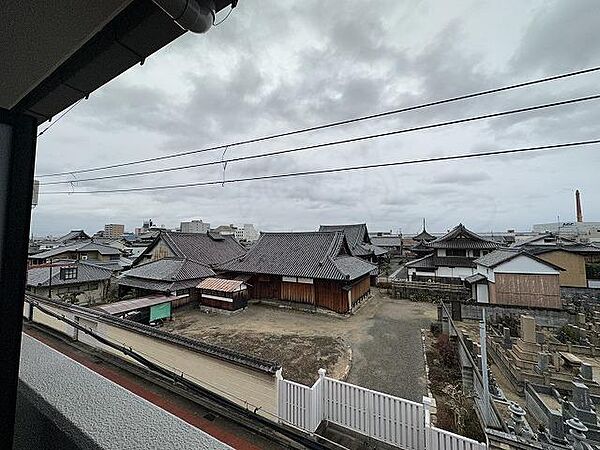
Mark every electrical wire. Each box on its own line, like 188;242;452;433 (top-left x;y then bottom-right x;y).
39;139;600;194
36;65;600;177
39;93;600;186
37;99;84;137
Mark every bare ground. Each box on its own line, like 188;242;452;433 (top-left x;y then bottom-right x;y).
162;289;437;399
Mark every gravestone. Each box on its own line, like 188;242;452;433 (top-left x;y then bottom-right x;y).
521;315;536;343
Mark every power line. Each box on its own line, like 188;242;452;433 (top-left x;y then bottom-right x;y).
37;99;84;137
40;93;600;186
36;65;600;177
39;139;600;194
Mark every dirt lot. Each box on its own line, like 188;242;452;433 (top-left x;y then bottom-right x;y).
163;289;437;400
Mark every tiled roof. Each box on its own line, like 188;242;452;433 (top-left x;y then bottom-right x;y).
27;261;113;287
118;275;204;293
120;257;215;282
465;273;487;283
411;240;434;252
149;231;246;266
473;249;520;268
56;230;90;243
370;236;402;247
427;224;499;249
220;231;376;281
319;224;368;249
30;240;121;259
319;224;387;258
474;249;565;270
97;294;187;315
413;229;435;242
197;277;247;292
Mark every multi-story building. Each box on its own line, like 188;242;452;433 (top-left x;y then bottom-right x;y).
180;219;210;234
234;223;260;242
104;223;125;238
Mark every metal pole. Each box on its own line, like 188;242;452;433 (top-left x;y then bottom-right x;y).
479;306;491;426
48;260;53;298
0;108;38;447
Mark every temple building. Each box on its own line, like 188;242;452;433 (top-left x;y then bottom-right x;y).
405;223;499;283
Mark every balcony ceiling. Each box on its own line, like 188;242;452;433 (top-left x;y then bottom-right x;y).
1;0;234;123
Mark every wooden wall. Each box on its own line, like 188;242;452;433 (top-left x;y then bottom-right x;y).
243;273;371;314
491;273;561;309
281;281;314;304
350;276;371;306
315;280;345;313
250;275;281;299
537;250;586;287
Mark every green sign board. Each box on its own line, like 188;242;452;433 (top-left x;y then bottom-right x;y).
149;302;171;322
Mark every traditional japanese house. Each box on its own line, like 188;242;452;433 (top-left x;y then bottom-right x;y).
318;224;387;264
406;223;499;283
133;230;246;266
220;231;376;314
26;260;113;305
118;257;215;298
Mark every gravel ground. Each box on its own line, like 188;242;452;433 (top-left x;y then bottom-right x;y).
345;293;437;402
162;289;437;401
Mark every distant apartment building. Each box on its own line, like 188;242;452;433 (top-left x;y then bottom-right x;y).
104;224;124;238
234;224;260;242
180;219;210;234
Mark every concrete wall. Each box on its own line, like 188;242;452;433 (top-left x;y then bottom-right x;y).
16;334;230;449
435;265;476;280
24;298;278;418
460;302;571;328
538;250;587;287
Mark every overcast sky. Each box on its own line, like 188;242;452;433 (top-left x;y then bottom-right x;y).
33;0;600;237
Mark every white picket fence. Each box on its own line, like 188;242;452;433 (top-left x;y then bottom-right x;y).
277;369;486;450
427;426;486;450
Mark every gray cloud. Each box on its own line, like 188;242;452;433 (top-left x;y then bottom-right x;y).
32;0;600;237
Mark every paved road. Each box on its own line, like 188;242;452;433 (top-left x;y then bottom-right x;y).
345;295;437;402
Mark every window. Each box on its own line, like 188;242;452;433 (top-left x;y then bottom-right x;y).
446;249;466;257
60;267;78;280
472;250;480;257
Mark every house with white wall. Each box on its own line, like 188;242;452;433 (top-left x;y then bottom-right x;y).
405;223;498;283
466;249;564;309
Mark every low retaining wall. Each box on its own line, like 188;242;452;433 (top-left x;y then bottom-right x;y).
23;295;280;418
460;303;572;328
390;281;469;302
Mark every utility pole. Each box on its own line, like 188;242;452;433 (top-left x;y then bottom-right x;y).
48;259;53;298
479;307;491;426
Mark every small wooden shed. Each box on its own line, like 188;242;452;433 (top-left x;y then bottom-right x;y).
195;277;248;311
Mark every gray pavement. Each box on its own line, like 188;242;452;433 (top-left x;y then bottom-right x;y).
345;294;436;402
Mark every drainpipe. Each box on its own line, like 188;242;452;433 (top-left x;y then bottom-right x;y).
153;0;223;34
